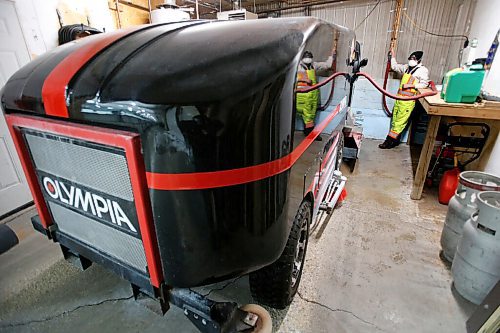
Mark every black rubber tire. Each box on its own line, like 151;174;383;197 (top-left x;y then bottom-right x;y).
335;133;344;171
0;224;19;255
249;200;311;309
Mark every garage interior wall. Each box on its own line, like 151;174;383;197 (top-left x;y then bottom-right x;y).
466;0;500;176
14;0;116;57
258;0;474;82
11;0;494;146
13;0;175;58
257;0;476;139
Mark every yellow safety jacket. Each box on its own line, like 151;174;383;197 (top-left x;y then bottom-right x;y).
296;66;319;128
389;67;420;138
296;69;317;88
397;71;419;97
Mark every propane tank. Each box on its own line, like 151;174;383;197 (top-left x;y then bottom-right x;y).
440;171;500;262
452;191;500;304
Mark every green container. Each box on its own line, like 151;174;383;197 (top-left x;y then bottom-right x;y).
441;64;485;103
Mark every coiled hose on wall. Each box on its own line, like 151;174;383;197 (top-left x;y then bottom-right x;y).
58;24;102;45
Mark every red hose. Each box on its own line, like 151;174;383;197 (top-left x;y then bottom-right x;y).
296;71;438;101
382;54;393;116
296;72;348;93
357;72;438;100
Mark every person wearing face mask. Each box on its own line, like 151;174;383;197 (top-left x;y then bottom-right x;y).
296;51;334;140
379;50;429;149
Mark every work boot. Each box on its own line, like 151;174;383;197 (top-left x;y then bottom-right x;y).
378;136;399;149
304;127;322;141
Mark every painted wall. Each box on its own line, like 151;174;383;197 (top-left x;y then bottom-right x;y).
260;0;475;139
467;0;500;56
264;0;474;83
13;0;115;59
467;0;500;175
467;0;500;98
485;131;500;177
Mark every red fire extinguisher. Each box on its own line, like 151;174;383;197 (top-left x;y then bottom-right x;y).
439;156;460;205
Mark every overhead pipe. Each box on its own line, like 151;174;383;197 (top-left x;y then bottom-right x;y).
256;0;346;14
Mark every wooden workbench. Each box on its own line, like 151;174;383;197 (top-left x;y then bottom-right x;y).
411;89;500;200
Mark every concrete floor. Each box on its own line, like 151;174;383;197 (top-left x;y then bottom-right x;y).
0;139;476;332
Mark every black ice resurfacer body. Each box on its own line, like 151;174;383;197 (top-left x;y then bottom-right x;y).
1;18;355;332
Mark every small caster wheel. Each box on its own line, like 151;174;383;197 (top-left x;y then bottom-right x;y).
240;304;272;333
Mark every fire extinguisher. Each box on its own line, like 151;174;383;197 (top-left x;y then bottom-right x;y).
438;156;460;205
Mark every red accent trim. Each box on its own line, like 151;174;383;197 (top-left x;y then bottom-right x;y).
123;136;163;288
320;133;340;171
338;188;347;202
313;133;340;200
305;137;336;198
5;114;163;288
6;117;53;229
307;132;340;198
306;172;319;198
147;104;343;190
42;26;145;118
303;132;341;210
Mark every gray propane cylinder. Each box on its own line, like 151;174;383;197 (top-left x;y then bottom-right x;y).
440;171;500;262
452;191;500;305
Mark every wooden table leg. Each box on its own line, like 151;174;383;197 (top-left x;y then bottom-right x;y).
411;115;441;200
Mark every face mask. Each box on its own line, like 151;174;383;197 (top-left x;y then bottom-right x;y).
408;60;418;67
302;58;313;64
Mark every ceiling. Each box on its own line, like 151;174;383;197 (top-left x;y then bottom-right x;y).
152;0;350;18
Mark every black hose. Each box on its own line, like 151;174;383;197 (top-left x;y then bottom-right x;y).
382;51;393;117
58;24;102;45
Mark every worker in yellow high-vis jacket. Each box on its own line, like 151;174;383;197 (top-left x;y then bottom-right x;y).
296;51;334;141
379;50;429;149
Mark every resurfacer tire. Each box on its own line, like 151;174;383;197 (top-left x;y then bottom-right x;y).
249;200;311;309
335;133;344;170
240;304;272;333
